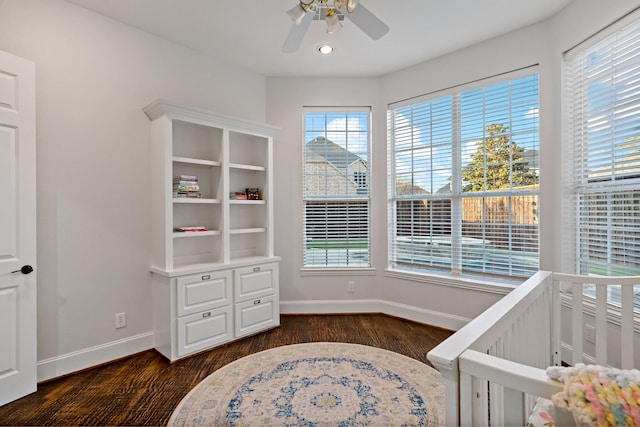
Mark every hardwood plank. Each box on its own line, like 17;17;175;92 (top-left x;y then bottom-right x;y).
0;314;452;426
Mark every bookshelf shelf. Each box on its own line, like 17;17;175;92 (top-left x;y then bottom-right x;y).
230;227;267;235
229;163;265;172
229;199;265;205
173;230;220;238
173;198;221;204
173;156;221;167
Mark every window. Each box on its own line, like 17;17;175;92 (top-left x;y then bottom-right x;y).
303;109;370;268
565;15;640;309
388;70;540;280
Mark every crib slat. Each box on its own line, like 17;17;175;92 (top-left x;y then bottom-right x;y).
572;282;583;364
473;377;489;427
489;382;504;426
552;278;562;366
595;284;608;364
503;386;525;427
621;285;634;369
459;372;473;427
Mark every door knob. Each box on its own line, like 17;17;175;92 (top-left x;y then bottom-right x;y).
11;265;33;275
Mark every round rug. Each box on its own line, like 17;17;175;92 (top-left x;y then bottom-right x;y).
169;342;444;426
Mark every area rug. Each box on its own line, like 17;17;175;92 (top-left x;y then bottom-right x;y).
168;342;444;426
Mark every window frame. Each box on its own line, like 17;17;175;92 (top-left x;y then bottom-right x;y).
387;67;540;283
301;107;374;274
564;11;640;312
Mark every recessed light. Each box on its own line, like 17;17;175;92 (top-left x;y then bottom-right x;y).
318;44;335;55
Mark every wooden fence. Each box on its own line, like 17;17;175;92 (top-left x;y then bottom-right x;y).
396;195;539;251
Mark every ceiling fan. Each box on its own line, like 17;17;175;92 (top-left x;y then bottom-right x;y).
282;0;389;53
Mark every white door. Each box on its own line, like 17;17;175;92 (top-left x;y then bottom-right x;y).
0;50;37;406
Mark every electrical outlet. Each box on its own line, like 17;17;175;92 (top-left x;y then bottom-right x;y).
347;281;355;293
114;312;127;329
585;324;595;343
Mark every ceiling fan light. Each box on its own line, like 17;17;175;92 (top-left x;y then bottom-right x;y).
325;11;343;34
287;4;307;26
318;44;335;54
346;0;359;13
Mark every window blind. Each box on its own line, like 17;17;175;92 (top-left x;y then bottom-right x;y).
389;70;539;280
303;109;371;268
565;15;640;288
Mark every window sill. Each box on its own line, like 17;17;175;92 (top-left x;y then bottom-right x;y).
384;268;520;295
300;267;376;276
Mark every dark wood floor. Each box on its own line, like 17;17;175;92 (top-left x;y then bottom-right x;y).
0;314;453;426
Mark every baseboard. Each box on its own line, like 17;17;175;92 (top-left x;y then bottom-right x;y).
36;301;468;382
280;299;470;331
37;331;154;382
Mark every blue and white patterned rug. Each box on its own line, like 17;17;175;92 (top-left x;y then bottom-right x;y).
169;342;444;426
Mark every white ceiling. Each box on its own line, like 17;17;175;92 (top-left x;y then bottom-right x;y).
64;0;573;77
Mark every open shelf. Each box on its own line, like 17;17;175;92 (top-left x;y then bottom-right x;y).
144;98;278;272
229;199;265;205
230;232;268;260
173;198;221;204
230;228;267;235
172;120;222;162
229;163;265;172
173;156;221;168
173;230;221;238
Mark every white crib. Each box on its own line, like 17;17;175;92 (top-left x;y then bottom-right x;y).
427;271;639;426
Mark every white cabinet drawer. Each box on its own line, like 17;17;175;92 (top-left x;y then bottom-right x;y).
177;305;233;357
176;270;232;317
234;263;279;303
234;294;279;339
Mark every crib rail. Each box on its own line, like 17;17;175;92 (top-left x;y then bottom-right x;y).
427;271;640;426
427;270;556;425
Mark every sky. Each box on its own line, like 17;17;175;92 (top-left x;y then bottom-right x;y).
391;73;540;193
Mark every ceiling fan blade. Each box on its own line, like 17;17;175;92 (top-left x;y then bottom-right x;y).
345;3;389;40
282;9;314;53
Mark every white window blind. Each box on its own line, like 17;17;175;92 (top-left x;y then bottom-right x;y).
303;109;370;268
565;14;640;310
389;70;540;280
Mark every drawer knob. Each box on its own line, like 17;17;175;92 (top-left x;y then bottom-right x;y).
202;275;210;280
253;299;261;305
202;312;211;318
253;267;260;272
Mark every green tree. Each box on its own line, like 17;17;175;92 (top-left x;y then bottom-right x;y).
462;124;537;192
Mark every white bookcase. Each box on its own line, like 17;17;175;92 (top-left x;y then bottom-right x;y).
143;99;280;361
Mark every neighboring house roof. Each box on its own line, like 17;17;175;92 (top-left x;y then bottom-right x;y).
395;181;430;196
305;136;364;173
305;137;366;197
435;182;451;194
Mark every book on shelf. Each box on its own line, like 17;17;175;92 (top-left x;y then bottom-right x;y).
246;187;260;200
173;175;201;197
230;192;247;200
173;226;208;232
173;191;202;198
173;182;200;192
173;175;197;182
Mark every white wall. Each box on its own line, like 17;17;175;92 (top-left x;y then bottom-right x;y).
0;0;267;380
268;0;640;327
